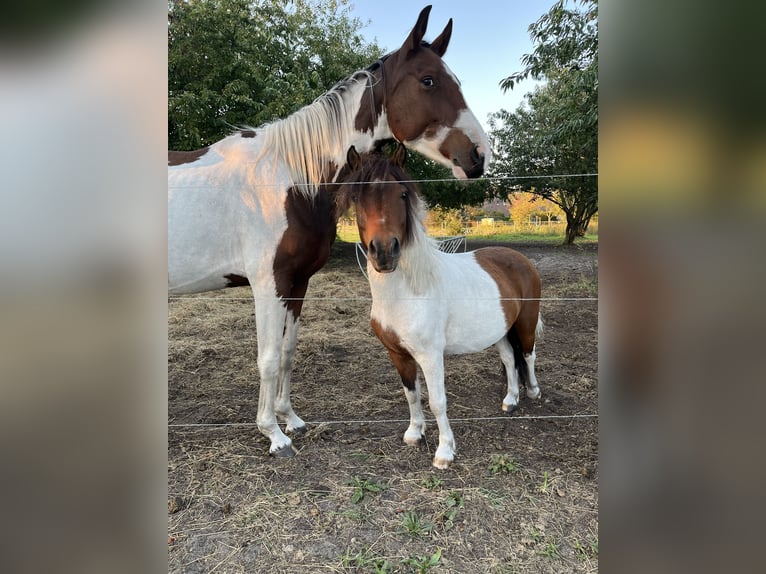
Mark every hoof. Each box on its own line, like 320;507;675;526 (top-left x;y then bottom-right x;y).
432;457;452;470
403;436;423;447
270;444;297;458
527;388;541;400
502;402;518;414
288;425;307;436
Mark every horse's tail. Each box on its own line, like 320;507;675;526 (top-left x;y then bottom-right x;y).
506;313;543;388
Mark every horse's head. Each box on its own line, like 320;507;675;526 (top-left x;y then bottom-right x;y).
376;5;492;179
339;145;420;274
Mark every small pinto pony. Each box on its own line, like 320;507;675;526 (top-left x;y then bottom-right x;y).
339;146;542;469
168;6;491;457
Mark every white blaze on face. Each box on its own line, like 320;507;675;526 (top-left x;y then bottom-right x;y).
404;112;492;180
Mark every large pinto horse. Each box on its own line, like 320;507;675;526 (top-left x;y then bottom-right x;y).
339;146;542;469
168;6;491;457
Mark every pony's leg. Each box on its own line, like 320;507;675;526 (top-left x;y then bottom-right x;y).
382;347;425;445
275;283;309;434
253;292;295;456
519;312;543;400
524;347;541;399
495;337;521;413
418;353;455;469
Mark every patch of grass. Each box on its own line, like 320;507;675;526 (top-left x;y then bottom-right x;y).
538;541;559;560
574;536;599;561
478;487;506;508
398;510;434;538
340;546;394;573
489;454;520;475
347;476;386;504
440;491;464;531
419;476;444;491
538;470;550;494
401;549;442;573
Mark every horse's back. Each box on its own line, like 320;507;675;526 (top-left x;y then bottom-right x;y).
167;133;290;294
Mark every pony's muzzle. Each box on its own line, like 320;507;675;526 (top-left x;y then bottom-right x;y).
368;237;400;273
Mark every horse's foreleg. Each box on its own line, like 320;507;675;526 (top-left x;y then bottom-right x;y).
495;337;520;413
275;305;307;434
418;353;455;469
254;293;295;457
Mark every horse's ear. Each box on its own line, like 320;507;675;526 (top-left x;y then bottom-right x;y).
402;5;431;53
391;144;407;168
346;146;362;170
430;18;452;57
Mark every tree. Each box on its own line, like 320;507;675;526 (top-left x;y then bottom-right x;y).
168;0;382;150
402;149;490;210
490;0;597;244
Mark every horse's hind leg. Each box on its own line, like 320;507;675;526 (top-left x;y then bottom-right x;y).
495;337;521;413
518;311;543;400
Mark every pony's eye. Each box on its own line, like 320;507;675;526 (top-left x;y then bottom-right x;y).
400;191;408;200
421;76;435;88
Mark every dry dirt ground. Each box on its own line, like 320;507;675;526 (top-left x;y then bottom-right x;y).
168;239;598;573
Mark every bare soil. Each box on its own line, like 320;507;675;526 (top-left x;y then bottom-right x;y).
168;239;598;573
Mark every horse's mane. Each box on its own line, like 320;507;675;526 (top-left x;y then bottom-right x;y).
257;71;374;198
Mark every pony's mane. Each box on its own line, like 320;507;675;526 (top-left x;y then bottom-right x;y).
336;151;441;295
257;71;374;198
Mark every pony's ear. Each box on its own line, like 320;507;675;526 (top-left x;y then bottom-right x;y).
391;143;407;168
429;18;452;57
402;5;431;53
346;146;362;170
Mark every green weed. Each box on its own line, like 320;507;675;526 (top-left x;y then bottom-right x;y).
401;549;442;573
398;510;434;538
489;454;519;475
347;476;386;504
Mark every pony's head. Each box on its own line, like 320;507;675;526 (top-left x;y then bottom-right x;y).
362;5;492;179
337;145;422;274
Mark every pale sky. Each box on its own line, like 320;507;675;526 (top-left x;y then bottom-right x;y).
349;1;548;131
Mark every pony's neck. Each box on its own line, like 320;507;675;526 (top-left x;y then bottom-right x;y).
393;221;441;296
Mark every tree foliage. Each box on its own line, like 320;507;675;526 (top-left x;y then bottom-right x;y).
490;0;597;244
402;148;490;211
168;0;382;150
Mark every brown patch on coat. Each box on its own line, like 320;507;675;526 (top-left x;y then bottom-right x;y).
370;318;417;390
473;247;541;354
168;147;210;166
272;186;337;320
240;130;256;138
224;274;250;288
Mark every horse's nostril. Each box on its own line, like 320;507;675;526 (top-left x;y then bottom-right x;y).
368;240;377;256
392;237;400;256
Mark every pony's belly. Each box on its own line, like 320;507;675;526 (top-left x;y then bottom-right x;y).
443;301;507;354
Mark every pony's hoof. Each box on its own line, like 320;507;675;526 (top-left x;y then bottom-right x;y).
432;457;452;470
403;436;423;447
502;402;518;414
270;444;297;458
288;425;307;436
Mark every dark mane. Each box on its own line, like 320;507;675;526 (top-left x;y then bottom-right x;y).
333;152;422;248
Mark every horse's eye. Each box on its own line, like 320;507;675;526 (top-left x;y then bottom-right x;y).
400;191;408;200
421;76;435;88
